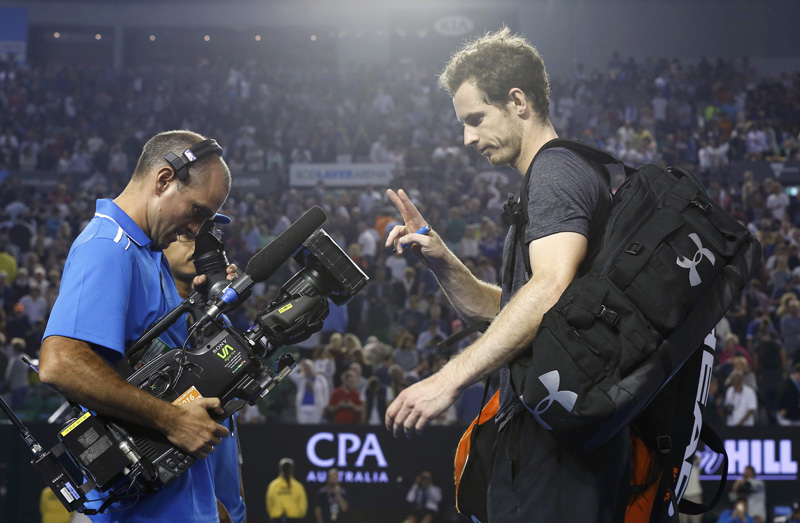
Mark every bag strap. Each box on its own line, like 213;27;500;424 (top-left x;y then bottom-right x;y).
502;138;622;283
438;321;493;448
437;321;490;355
677;422;729;516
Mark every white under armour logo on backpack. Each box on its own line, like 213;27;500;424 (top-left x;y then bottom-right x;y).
520;370;578;431
675;233;715;287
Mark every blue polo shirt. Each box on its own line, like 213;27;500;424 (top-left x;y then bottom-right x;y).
210;416;246;523
44;199;219;523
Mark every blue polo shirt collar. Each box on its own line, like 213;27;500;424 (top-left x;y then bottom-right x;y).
94;198;151;248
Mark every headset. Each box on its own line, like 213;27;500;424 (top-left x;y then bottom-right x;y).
163;139;223;181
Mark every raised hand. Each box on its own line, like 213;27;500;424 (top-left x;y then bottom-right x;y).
385;189;448;266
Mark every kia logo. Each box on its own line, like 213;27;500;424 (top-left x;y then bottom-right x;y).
433;15;475;37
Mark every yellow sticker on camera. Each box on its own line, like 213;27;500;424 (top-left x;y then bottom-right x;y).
60;411;92;437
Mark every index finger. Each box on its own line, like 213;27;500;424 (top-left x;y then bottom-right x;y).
200;397;222;412
386;189;425;231
385;397;402;431
214;423;231;438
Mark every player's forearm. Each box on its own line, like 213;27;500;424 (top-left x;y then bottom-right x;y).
39;336;177;433
429;241;501;323
437;274;567;393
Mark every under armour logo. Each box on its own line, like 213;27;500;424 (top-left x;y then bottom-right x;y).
675;233;715;287
520;370;578;431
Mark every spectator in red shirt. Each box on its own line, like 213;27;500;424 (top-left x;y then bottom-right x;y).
326;370;364;424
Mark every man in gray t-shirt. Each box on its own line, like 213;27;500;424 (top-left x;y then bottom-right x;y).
384;29;630;522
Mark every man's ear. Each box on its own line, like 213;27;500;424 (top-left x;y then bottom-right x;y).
507;87;528;116
154;166;176;195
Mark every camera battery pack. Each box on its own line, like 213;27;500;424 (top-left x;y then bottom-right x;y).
59;412;129;490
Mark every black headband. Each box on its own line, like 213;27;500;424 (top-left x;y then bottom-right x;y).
164;138;223;181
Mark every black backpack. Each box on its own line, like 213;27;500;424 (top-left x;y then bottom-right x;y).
504;139;760;521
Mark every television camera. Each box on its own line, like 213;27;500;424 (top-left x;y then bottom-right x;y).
0;206;368;514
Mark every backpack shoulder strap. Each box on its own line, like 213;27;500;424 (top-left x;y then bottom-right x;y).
507;138;624;281
538;138;623;180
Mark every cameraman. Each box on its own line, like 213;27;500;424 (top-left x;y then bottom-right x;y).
39;130;234;522
401;470;441;523
163;216;246;523
728;466;766;523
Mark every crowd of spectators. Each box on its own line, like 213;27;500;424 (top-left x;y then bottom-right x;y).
1;52;800;434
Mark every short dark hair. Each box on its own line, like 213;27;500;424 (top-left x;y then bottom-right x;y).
132;130;230;190
439;27;550;122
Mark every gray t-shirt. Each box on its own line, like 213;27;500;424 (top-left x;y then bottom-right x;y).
497;146;610;426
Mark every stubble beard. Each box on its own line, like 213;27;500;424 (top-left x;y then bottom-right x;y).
489;119;524;168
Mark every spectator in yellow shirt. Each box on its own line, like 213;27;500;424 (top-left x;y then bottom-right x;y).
266;458;308;522
39;487;71;523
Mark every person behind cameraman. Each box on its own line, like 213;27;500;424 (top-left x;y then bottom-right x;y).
39;130;234;522
717;498;755;523
384;29;628;522
728;466;766;523
314;468;349;523
266;457;308;522
163;218;246;523
401;469;441;523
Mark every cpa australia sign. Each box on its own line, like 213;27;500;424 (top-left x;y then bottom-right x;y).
305;432;390;484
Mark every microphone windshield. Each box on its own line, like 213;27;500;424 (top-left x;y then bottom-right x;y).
245;206;327;282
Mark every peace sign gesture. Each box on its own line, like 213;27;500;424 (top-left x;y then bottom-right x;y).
384;189;448;267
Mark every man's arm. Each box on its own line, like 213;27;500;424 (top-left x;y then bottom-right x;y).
406;483;419;503
430;242;502;323
352;397;365;416
298;481;308;517
429;485;442;505
738;388;758;425
385;189;501;323
360;392;368;424
39;336;229;456
386;231;587;436
335;486;349;513
216;499;232;523
266;481;277;518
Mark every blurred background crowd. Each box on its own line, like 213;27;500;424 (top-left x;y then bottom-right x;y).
1;52;799;437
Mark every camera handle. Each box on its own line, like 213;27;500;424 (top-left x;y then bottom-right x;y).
212;399;247;423
123;293;206;370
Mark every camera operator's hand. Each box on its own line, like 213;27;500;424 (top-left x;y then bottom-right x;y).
164;397;230;459
192;263;238;289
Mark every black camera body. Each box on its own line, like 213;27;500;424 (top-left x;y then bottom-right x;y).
89;225;365;503
116;325;295;490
